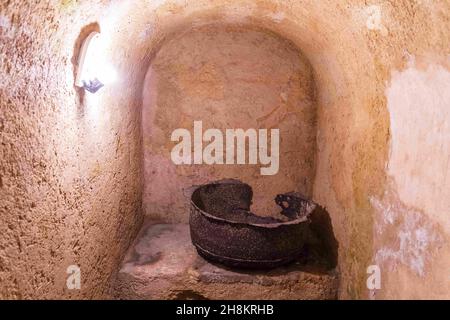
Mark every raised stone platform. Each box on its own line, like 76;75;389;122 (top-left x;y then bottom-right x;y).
114;220;339;299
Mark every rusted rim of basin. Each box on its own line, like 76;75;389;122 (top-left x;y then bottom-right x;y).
190;180;315;229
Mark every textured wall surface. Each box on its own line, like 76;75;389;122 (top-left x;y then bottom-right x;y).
0;1;143;299
0;0;449;299
142;24;316;222
369;57;450;299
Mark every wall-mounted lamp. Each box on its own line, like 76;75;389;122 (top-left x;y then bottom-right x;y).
75;31;117;93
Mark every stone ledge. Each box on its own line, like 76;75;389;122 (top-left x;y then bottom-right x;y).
114;220;339;299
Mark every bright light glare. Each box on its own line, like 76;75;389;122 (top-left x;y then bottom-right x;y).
99;63;117;85
75;31;117;92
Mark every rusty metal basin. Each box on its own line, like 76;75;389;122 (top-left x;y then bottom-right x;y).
189;180;317;269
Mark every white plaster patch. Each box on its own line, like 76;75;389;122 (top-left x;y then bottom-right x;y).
0;15;11;29
266;11;285;23
139;24;153;42
148;0;169;8
224;3;256;23
386;60;450;234
370;192;443;276
0;15;16;39
352;5;388;36
147;0;187;12
365;5;383;31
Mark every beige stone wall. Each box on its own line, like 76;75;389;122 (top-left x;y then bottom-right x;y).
1;0;449;299
0;1;144;298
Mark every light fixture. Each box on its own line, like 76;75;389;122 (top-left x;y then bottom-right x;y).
75;31;117;93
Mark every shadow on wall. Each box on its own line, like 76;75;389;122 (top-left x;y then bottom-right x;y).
301;205;339;272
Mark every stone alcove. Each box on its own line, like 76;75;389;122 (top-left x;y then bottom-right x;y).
142;23;317;222
113;22;339;300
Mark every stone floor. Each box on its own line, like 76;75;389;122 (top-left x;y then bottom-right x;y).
113;219;339;300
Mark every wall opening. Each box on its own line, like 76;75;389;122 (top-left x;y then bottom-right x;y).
141;23;318;223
